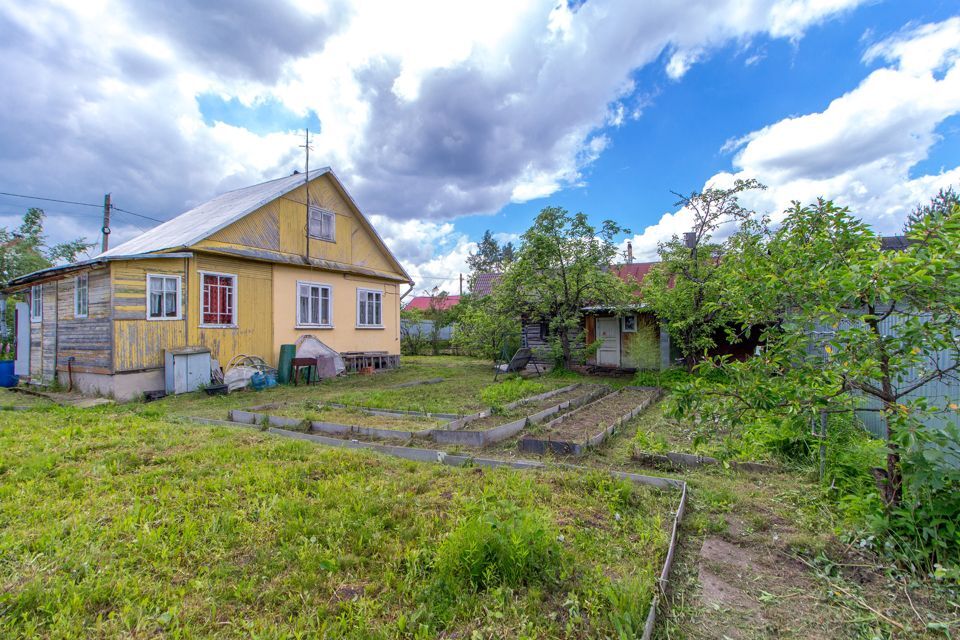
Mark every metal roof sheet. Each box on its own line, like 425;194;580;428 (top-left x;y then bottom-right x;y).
99;168;331;257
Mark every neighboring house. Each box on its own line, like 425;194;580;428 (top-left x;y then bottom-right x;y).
3;169;413;400
520;261;758;371
518;262;673;370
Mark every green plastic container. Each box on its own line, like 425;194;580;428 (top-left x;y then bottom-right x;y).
277;344;296;384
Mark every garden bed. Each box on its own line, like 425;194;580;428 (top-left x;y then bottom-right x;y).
227;404;444;441
520;387;660;456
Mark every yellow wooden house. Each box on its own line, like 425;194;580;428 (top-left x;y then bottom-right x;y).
4;169;413;400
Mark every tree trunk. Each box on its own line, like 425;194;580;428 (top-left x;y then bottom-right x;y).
881;403;903;510
560;331;572;369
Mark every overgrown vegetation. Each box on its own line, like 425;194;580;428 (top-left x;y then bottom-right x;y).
479;376;547;411
669;193;960;575
496;206;632;368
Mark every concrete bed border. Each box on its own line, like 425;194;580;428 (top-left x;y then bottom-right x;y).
233;384;612;448
519;386;662;457
185;415;687;639
432;384;610;448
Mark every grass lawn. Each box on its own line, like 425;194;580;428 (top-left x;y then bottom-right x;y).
0;402;676;639
156;356;575;420
256;403;448;432
0;388;53;410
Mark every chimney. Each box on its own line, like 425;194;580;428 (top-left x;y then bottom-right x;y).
683;232;696;249
626;241;634;264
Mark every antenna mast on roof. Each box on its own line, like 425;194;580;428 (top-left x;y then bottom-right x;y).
300;128;313;263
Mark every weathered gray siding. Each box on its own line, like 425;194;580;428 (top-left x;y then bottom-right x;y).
55;268;112;374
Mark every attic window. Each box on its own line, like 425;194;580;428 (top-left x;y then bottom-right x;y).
308;206;335;241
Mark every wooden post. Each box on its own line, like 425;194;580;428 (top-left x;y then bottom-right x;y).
101;193;112;253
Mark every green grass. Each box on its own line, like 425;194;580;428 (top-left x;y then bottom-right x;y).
0;404;674;638
155;356;575;420
0;388;52;410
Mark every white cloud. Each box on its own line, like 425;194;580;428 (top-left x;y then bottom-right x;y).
625;17;960;258
0;0;869;280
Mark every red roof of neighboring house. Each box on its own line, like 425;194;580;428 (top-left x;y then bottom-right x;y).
404;295;461;311
612;262;658;293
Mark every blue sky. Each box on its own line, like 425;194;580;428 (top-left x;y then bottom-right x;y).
1;0;959;293
470;0;960;249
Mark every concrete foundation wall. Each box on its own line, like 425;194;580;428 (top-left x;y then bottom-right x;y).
58;368;165;401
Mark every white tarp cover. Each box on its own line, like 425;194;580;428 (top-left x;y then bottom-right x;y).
295;336;345;377
223;366;259;392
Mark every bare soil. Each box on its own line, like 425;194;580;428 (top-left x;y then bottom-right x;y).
463;384;609;431
532;388;657;443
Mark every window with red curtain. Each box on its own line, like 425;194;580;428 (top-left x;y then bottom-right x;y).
202;273;235;326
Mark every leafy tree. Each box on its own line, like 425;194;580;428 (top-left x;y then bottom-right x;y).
498;207;631;368
1;208;94;333
423;289;455;355
399;307;429;355
0;208;92;285
904;186;958;233
642;178;764;370
466;230;514;290
452;292;520;361
674;199;960;528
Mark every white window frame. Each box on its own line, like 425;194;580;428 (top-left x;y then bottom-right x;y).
622;315;638;333
308;206;336;241
74;273;89;319
356;288;383;328
296;280;333;328
146;274;182;321
199;271;238;328
30;284;42;322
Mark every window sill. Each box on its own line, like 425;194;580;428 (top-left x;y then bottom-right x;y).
147;316;182;322
296;324;334;330
356;325;384;330
200;324;238;329
307;236;336;243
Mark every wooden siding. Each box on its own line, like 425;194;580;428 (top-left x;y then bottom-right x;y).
197;173;403;278
111;258;188;372
41;282;57;381
190;254;274;368
55;268;112;374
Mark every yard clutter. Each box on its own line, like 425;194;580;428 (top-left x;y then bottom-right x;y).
221;354;277;392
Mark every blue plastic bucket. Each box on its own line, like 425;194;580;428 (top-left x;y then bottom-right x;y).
0;360;18;388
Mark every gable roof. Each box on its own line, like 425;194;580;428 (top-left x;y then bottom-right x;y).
100;168;412;283
404;295;460;311
100;169;332;257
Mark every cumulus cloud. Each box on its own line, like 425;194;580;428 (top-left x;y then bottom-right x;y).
0;0;867;278
623;17;960;260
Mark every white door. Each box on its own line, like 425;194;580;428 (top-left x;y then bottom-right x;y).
596;317;620;366
14;302;30;376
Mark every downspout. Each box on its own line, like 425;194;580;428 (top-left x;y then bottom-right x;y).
398;282;415;344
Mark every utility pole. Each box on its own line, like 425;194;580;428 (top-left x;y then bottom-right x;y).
300;129;312;263
459;273;463;296
101;193;112;253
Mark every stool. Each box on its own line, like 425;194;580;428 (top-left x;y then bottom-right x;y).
291;357;318;385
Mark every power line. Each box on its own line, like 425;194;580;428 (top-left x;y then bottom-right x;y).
112;206;165;223
0;191;103;209
0;190;167;224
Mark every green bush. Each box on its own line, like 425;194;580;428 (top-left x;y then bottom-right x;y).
480;376;546;410
433;501;565;592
